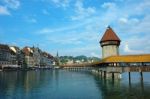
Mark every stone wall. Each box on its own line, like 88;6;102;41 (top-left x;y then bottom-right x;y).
102;45;119;58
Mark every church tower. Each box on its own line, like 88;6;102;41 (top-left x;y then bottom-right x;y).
100;26;121;58
56;51;60;66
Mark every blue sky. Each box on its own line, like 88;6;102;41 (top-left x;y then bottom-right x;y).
0;0;150;57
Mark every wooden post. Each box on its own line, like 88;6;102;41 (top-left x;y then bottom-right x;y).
104;71;106;79
2;66;3;71
140;75;144;93
128;72;132;90
129;72;131;82
140;72;143;81
112;72;114;79
101;70;102;77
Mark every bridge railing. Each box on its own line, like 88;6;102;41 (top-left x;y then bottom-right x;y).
97;66;150;72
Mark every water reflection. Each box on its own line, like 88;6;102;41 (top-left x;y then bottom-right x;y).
0;70;150;99
93;72;150;99
0;70;54;99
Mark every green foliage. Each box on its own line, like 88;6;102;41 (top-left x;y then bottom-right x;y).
60;58;68;64
59;55;100;64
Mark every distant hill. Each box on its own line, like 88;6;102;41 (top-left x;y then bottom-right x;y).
59;55;100;64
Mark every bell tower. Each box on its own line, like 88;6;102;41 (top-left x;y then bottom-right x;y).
100;26;121;58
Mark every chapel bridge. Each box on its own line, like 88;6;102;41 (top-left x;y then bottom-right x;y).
61;54;150;71
61;54;150;80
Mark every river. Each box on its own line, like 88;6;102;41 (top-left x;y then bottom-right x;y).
0;70;150;99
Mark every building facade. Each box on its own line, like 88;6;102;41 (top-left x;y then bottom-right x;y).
22;47;35;67
0;44;55;69
33;47;41;67
0;44;11;66
100;26;121;58
9;46;20;66
40;52;54;68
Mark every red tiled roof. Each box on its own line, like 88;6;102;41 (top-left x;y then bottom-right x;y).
48;54;54;59
42;52;48;57
100;26;121;42
42;52;54;59
22;47;31;56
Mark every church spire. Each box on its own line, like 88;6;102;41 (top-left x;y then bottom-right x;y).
56;51;60;66
56;51;59;57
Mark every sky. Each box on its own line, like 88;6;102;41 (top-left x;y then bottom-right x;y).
0;0;150;57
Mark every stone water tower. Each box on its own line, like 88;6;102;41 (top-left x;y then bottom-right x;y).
100;26;121;58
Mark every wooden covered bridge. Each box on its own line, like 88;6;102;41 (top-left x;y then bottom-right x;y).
61;54;150;67
61;54;150;80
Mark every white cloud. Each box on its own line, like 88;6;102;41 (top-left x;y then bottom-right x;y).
117;15;149;35
71;0;96;20
0;6;10;15
101;2;116;9
38;28;53;34
129;15;150;34
119;18;128;24
35;17;101;46
121;33;150;55
118;17;140;26
0;0;20;15
4;0;20;9
42;9;50;15
47;37;82;45
29;18;37;23
51;0;70;8
135;0;150;12
17;38;31;44
124;43;144;54
36;19;94;34
114;0;125;2
24;16;37;23
51;0;59;3
59;44;100;57
91;52;100;58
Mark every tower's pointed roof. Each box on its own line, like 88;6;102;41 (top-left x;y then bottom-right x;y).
100;26;121;43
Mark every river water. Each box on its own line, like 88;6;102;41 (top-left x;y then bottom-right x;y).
0;70;150;99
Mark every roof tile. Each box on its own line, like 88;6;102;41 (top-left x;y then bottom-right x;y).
100;26;121;42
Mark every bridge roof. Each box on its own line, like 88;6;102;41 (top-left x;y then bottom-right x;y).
100;26;121;43
102;54;150;63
